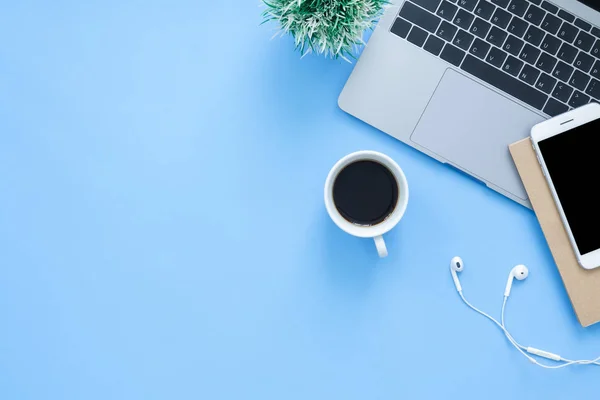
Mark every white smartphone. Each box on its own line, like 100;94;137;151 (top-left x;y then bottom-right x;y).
531;103;600;270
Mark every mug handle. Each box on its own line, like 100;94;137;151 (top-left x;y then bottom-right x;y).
373;235;388;258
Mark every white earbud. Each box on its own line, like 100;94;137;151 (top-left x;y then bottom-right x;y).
450;256;464;292
504;264;529;297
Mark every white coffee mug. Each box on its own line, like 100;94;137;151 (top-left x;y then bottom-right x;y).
324;151;409;258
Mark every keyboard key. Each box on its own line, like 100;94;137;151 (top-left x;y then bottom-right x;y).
412;0;442;13
391;18;413;39
470;17;492;38
524;5;545;26
529;0;542;5
585;78;600;100
535;73;557;94
508;0;528;16
592;27;600;38
591;40;600;58
400;2;442;33
503;35;525;56
591;60;600;78
574;52;594;73
503;55;524;76
552;61;574;82
491;8;512;29
536;52;558;73
541;14;562;34
424;35;446;55
557;23;578;43
574;31;595;52
574;19;592;32
540;1;558;14
540;34;561;55
557;43;578;63
552;82;574;102
457;0;478;11
487;26;508;47
507;17;529;37
440;43;466;65
470;38;491;58
407;25;429;46
524;25;545;46
569;70;591;91
453;29;475;50
519;64;541;85
557;9;575;23
491;0;509;7
569;91;590;107
437;21;459;41
474;0;495;20
544;98;569;116
519;43;541;64
437;1;459;21
486;46;508;67
453;9;475;30
461;54;548;108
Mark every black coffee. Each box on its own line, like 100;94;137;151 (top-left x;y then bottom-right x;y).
332;160;399;226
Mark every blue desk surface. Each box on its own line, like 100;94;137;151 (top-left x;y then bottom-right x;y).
1;2;599;399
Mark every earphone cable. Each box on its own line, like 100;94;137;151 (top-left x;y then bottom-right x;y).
501;296;600;368
451;257;600;369
458;291;600;368
458;292;537;364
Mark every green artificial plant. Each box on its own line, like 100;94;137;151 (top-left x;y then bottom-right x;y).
262;0;389;60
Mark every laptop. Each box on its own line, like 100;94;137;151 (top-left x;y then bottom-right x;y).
339;0;600;207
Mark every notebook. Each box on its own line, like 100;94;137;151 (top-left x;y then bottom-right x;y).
510;138;600;328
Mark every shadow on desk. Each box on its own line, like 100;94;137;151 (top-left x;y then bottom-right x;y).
312;214;391;297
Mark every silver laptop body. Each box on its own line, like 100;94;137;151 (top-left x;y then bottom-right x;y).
339;0;600;207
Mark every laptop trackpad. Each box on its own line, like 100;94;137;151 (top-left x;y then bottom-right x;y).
411;69;546;200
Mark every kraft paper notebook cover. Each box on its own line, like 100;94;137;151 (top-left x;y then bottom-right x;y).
510;138;600;327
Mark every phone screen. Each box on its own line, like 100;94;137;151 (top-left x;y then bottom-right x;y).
538;117;600;255
578;0;600;12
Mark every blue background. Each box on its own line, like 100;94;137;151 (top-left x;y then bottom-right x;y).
1;1;599;399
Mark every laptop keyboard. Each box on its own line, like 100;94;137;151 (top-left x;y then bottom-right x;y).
390;0;600;116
